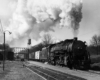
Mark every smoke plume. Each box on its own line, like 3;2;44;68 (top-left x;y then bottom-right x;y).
6;0;82;46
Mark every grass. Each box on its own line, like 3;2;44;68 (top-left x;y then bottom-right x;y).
90;55;100;63
90;54;100;70
0;61;12;79
0;61;45;80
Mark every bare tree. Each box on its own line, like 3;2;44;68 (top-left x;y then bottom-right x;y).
42;34;53;47
90;34;100;55
90;35;98;46
98;36;100;45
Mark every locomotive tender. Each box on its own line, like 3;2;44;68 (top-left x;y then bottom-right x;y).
30;37;91;70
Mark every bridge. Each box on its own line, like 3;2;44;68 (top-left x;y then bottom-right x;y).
12;47;28;54
11;47;30;59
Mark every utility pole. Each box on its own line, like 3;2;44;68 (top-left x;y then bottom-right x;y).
0;20;12;71
3;32;5;71
3;31;11;71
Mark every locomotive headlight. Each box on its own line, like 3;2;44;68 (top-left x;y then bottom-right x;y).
77;47;82;49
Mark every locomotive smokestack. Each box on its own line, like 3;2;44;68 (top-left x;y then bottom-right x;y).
74;37;78;41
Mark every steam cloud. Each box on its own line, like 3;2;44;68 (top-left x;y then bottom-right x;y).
7;0;82;46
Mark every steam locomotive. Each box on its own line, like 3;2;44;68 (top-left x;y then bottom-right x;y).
30;37;91;70
48;37;91;69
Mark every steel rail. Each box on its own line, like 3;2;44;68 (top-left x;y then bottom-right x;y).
30;66;58;80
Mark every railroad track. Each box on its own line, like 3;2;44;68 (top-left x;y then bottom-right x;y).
28;65;86;80
26;61;100;80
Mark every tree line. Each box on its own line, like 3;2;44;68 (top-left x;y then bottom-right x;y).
88;34;100;55
0;44;10;50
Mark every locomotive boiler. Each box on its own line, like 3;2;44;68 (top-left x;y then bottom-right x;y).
48;37;91;69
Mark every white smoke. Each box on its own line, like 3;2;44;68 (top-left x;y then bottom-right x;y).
6;0;82;46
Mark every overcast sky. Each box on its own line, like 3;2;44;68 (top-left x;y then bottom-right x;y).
0;0;100;47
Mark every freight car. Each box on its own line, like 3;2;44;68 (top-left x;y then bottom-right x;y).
48;37;91;70
0;50;14;61
7;51;14;60
29;47;48;62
